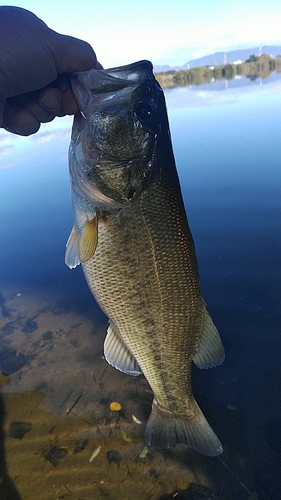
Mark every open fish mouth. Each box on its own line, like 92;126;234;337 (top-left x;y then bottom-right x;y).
69;60;162;206
70;60;158;127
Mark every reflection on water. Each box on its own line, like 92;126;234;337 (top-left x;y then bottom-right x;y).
0;74;280;499
156;58;281;90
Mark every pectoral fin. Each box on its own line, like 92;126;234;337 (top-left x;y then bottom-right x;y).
65;224;81;269
192;310;225;369
104;321;142;376
65;215;98;268
79;216;98;263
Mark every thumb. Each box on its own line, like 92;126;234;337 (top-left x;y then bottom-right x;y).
51;32;99;74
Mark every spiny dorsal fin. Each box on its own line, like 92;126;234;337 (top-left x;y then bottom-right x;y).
104;321;142;376
79;215;98;263
65;224;81;269
192;309;225;369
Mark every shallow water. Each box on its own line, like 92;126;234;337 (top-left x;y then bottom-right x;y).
0;73;280;500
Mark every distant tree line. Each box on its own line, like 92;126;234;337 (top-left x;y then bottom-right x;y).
155;54;281;88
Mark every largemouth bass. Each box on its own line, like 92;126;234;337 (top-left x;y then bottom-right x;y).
65;60;225;456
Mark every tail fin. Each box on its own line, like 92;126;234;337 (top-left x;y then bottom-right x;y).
144;399;223;456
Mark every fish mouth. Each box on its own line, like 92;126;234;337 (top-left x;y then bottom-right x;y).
71;60;154;100
70;60;156;125
69;60;160;207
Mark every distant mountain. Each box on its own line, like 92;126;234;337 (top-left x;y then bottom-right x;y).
154;45;281;72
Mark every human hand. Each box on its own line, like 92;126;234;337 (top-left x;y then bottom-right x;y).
0;6;100;136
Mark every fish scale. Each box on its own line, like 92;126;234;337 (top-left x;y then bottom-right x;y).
66;60;225;455
84;178;198;406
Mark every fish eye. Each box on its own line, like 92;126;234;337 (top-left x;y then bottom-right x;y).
135;101;155;124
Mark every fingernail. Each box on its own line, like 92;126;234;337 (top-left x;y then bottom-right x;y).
39;93;61;111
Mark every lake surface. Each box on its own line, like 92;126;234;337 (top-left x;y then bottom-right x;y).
0;73;280;500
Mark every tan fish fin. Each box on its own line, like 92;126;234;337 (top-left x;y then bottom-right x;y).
104;321;142;376
65;224;81;269
79;216;98;263
192;310;225;369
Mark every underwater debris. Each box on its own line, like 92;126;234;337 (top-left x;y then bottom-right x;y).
106;450;122;464
138;445;148;459
89;445;101;462
66;394;82;415
22;321;38;334
132;414;142;424
219;457;259;499
0;349;26;375
1;321;17;336
156;483;219;499
41;331;53;341
109;401;121;411
43;445;68;467
121;430;132;442
9;421;32;440
73;438;89;454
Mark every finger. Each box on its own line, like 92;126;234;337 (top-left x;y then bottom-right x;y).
3;101;41;136
13;91;56;121
52;33;98;74
61;88;79;115
38;86;79;116
37;87;64;115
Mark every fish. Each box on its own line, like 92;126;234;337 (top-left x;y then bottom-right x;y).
65;60;225;456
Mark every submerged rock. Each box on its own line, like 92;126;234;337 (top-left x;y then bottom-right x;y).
0;350;26;375
22;321;38;334
9;421;32;440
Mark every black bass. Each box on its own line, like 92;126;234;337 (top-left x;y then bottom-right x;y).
65;60;225;456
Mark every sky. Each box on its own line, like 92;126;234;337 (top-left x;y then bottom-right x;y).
1;0;281;68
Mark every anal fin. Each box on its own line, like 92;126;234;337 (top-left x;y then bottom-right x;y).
104;322;142;376
192;309;225;369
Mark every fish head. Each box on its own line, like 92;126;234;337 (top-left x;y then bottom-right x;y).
69;60;170;207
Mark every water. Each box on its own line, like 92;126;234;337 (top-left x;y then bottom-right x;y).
0;74;280;500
